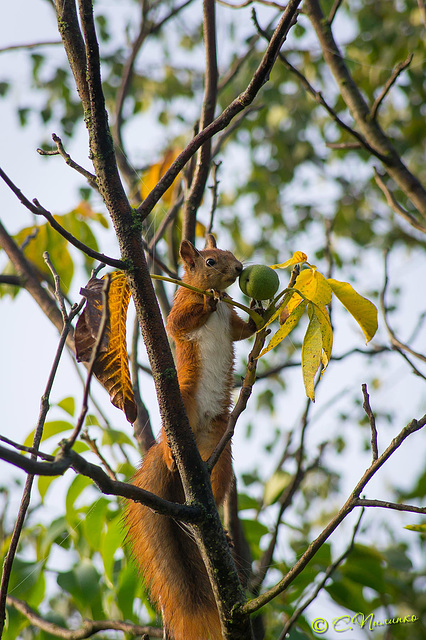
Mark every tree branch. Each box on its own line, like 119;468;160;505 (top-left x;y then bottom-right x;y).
65;275;110;449
0;443;201;522
251;10;389;161
130;314;155;453
37;133;98;190
305;0;426;218
374;168;426;233
0;287;81;635
362;383;378;461
0;167;125;269
240;409;426;615
6;596;163;639
182;0;218;242
370;54;413;121
0;41;62;54
354;498;425;514
136;0;302;221
278;508;365;639
380;250;426;362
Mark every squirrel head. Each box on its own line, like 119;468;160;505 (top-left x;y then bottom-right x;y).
180;234;243;291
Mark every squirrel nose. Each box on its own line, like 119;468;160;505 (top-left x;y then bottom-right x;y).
235;263;243;274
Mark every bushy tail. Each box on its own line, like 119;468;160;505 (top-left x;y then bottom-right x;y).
124;443;222;640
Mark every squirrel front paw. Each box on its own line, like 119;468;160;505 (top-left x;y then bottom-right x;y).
204;289;224;312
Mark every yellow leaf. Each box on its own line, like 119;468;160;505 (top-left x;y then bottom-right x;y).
270;251;307;269
328;279;378;343
302;308;322;402
263;290;297;328
140;148;181;205
76;272;137;423
259;299;307;358
287;268;332;316
313;304;333;374
195;220;207;238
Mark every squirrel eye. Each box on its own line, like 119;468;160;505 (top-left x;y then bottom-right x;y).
206;258;216;267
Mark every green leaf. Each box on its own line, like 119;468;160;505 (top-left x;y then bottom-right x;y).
57;560;103;616
65;475;93;526
237;493;260;511
301;306;322;401
7;558;46;607
328;279;378;343
340;544;386;593
101;428;135;447
116;561;141;620
83;498;110;550
38;474;57;502
241;519;269;555
100;513;123;584
57;396;76;416
264;470;291;505
38;517;70;558
326;576;371;613
24;420;73;448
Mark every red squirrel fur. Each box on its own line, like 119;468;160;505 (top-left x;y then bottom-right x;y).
125;235;255;640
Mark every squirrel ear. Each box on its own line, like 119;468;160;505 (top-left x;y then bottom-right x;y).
180;239;197;269
204;234;217;249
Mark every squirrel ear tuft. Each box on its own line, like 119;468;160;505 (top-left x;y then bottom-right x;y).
204;234;217;249
180;239;198;268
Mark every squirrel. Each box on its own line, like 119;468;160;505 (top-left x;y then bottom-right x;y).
124;234;256;640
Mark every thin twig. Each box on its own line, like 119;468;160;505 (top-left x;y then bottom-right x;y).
380;249;426;363
246;345;390;383
218;0;287;9
0;443;202;521
278;508;365;639
240;408;426;615
148;193;184;251
207;161;222;234
327;0;343;25
252;10;384;160
38;134;98;189
0;289;82;635
326;141;362;150
6;595;163;639
370;54;413;121
43;251;69;321
65;275;110;450
374;168;426;234
80;430;117;480
0;166;125;269
136;0;302;220
362;383;378;461
249;397;318;593
130;314;155;453
394;350;426;382
305;0;426;217
0;41;62;54
355;498;425;514
0;436;54;462
182;0;218;242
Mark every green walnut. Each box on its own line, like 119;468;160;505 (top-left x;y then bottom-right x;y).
239;264;280;300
